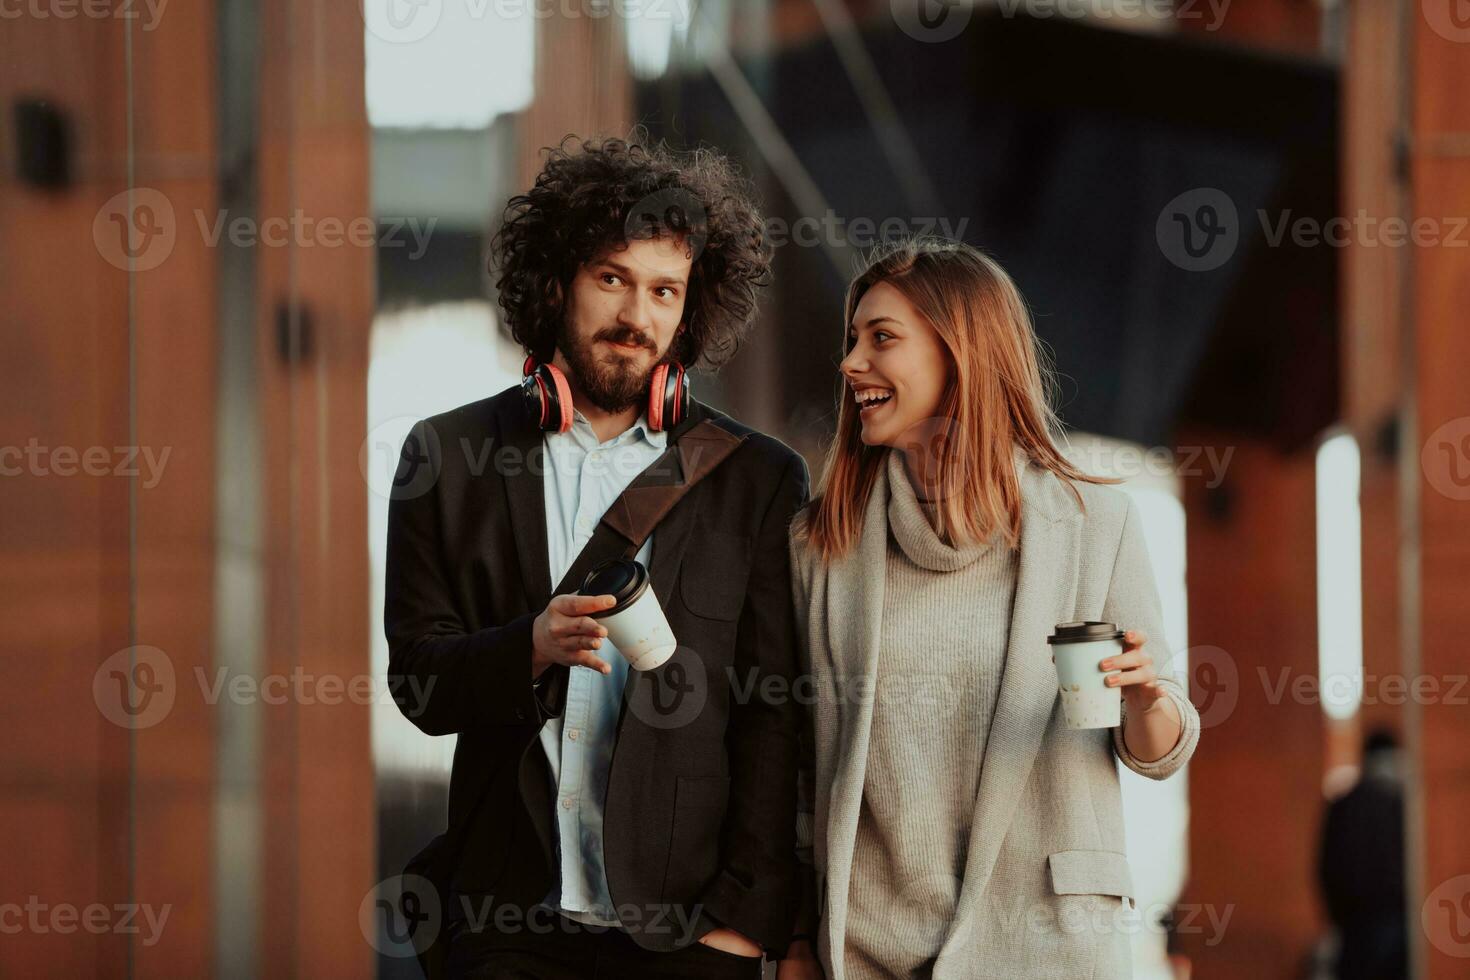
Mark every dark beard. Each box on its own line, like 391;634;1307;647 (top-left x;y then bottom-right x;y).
557;321;660;414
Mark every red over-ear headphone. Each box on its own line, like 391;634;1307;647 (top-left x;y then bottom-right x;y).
521;355;690;434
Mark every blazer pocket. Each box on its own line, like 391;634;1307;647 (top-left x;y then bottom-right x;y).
679;531;748;621
662;775;732;899
1047;849;1135;900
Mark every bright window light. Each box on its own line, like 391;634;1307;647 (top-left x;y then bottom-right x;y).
1315;431;1364;720
626;0;692;79
365;1;534;129
368;300;520;776
1060;433;1189;980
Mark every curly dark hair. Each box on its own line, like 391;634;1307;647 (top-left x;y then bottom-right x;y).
490;131;772;371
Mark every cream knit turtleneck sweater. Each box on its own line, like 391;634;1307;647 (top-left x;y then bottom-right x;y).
843;448;1019;979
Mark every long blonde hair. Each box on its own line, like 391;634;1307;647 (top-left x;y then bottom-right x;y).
802;237;1110;562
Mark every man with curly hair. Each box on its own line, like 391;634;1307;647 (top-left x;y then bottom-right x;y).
385;133;812;980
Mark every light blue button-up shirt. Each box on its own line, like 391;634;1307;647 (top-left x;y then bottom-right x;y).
537;407;668;926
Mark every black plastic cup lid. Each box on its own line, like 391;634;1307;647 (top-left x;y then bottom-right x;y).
579;558;651;617
1046;621;1124;645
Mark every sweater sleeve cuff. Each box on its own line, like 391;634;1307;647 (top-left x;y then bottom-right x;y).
1112;675;1200;779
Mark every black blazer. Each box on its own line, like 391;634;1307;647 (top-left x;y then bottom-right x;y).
385;385;810;953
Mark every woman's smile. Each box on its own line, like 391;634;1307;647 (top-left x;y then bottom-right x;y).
854;385;895;416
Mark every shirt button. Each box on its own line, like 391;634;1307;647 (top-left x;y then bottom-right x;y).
562;796;575;810
568;729;580;741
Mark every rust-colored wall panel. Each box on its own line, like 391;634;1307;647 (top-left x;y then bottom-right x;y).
1413;146;1470;979
1;10;147;978
1177;434;1326;976
1342;0;1406;748
254;0;376;973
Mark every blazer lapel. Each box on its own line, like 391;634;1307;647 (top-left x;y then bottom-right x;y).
498;394;552;613
816;456;892;967
937;458;1082;969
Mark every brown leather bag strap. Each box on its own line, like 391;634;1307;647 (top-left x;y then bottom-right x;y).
533;416;748;718
597;417;748;555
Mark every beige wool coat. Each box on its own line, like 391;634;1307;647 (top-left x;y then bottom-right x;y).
788;449;1202;980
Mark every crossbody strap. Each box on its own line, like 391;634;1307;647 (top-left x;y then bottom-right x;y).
531;415;749;713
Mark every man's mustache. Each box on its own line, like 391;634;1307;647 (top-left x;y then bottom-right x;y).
594;326;657;353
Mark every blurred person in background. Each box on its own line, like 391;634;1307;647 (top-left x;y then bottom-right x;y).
781;238;1201;980
1318;728;1408;980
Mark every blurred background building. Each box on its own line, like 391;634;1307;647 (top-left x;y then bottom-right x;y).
2;0;1468;976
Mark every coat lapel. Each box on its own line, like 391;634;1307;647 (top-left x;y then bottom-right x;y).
816;456;892;969
935;457;1082;971
497;394;552;613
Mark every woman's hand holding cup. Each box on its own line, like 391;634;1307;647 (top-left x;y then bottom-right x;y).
1102;628;1185;761
531;593;616;679
1100;629;1168;714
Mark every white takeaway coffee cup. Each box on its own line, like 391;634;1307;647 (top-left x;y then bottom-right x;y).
1047;621;1126;729
579;558;678;671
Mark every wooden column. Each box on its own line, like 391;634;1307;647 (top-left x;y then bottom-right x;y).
1407;4;1470;976
516;10;632;189
254;0;376;974
130;5;222;976
1336;0;1409;812
1175;433;1326;975
1346;0;1470;974
0;5;218;976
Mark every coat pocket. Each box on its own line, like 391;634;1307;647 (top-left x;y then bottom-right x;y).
661;775;732;900
679;531;749;621
1047;849;1135;900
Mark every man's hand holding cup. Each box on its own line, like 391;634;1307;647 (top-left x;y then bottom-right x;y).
531;593;616;680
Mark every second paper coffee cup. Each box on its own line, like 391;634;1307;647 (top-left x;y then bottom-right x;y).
1047;621;1125;729
579;558;678;672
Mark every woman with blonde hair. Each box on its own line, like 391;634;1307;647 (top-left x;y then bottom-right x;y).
777;238;1200;980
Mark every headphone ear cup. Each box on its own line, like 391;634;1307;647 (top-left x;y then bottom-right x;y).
542;362;574;434
520;361;549;429
667;362;688;428
647;363;668;432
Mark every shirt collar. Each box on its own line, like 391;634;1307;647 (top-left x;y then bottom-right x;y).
564;407;669;451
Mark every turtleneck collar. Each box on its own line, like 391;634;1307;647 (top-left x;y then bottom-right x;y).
884;447;995;572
